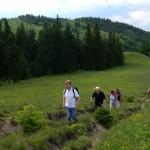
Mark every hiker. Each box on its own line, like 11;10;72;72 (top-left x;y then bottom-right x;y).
91;86;106;110
147;88;150;97
108;90;117;110
115;89;122;108
63;80;80;123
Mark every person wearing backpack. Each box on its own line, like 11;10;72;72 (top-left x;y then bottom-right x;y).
108;90;117;110
91;86;106;110
115;89;122;108
63;80;80;123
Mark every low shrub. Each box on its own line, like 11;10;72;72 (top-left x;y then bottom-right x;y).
70;123;85;137
95;108;113;128
15;105;47;133
125;96;135;103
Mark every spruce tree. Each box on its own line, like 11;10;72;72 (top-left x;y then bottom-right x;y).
64;23;77;72
107;32;115;67
16;23;28;57
115;36;124;65
3;20;30;82
93;23;106;70
36;23;54;75
83;23;94;70
52;15;66;74
74;29;82;69
142;41;150;56
0;22;5;80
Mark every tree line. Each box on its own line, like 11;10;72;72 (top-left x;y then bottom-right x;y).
0;16;124;83
19;15;150;55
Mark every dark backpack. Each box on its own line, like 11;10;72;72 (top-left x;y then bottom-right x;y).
64;87;79;98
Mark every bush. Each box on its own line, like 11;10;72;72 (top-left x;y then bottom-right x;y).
70;123;85;137
95;108;113;128
126;96;134;103
15;105;47;133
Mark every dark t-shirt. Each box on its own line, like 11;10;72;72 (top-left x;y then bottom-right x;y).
92;91;106;105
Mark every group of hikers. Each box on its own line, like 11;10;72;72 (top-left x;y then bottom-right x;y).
91;86;122;110
63;80;150;123
63;80;122;123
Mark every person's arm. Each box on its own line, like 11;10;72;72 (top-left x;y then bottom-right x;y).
74;90;80;107
103;93;106;106
76;96;80;107
91;92;95;103
63;97;66;108
63;90;66;109
91;97;93;102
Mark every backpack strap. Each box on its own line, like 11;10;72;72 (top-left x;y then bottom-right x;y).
64;88;77;99
73;88;76;98
64;89;66;95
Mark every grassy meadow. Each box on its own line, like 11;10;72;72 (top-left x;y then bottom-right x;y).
0;52;150;114
96;97;150;150
0;52;150;150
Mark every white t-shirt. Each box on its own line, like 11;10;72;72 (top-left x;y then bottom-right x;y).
110;95;116;103
64;88;79;108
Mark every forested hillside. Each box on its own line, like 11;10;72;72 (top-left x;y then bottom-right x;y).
0;16;123;83
0;14;150;83
18;14;150;55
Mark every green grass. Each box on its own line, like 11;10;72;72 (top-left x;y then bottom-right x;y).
0;52;150;114
0;52;150;150
96;97;150;150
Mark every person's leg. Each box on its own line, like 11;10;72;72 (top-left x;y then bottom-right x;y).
100;103;104;109
110;102;113;111
66;107;72;122
94;104;98;110
117;100;120;108
117;96;121;108
113;103;117;109
71;108;77;122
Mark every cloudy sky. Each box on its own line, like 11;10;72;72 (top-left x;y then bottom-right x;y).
0;0;149;31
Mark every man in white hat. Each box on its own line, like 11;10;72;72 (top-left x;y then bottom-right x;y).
91;86;106;110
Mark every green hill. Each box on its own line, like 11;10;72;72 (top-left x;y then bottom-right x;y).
17;15;150;52
7;18;42;37
1;14;150;54
125;52;150;65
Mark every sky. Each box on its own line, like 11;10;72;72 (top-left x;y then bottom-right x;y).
0;0;150;31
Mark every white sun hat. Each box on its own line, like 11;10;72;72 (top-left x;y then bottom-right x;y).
95;86;101;90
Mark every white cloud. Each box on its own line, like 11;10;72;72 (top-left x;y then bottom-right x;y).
0;0;149;12
0;0;150;30
111;10;150;30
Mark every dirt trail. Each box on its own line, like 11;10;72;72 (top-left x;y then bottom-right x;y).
88;124;106;150
89;97;149;150
0;118;19;137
